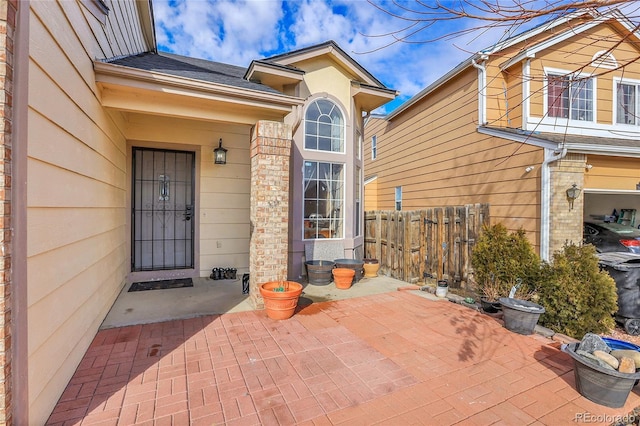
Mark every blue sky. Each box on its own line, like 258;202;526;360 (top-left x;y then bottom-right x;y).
152;1;640;114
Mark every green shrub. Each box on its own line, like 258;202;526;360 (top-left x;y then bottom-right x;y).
471;223;541;300
537;244;617;338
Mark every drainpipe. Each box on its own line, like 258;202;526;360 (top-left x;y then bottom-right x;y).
471;55;488;126
540;146;568;261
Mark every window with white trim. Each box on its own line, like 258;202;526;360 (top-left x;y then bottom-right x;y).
304;99;344;152
547;73;594;121
616;81;640;125
371;135;377;160
303;161;344;239
395;186;402;211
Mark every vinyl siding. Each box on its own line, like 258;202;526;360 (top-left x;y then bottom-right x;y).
27;1;151;422
364;68;543;242
525;25;640;124
585;155;640;191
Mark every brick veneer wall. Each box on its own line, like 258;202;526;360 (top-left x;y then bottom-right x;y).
249;121;292;308
0;0;15;423
549;153;586;257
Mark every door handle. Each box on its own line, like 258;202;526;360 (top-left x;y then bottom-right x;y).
184;205;193;221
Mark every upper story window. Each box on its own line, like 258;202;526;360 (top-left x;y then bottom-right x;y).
547;73;594;121
304;99;344;152
371;135;377;160
616;80;640;126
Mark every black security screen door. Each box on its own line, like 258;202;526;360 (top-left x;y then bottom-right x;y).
132;148;195;271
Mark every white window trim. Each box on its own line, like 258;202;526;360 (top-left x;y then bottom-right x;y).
541;67;597;126
395;186;402;211
613;76;640;128
303;98;347;154
302;160;345;240
371;135;377;160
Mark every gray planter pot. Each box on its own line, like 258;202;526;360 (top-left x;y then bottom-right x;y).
498;297;545;335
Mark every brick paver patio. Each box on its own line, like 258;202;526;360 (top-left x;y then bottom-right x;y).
46;291;640;425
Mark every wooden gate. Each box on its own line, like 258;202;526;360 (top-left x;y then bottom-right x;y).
364;204;490;285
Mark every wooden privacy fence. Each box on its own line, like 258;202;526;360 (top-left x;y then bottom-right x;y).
364;204;490;286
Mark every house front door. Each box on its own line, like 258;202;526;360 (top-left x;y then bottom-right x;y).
132;148;195;271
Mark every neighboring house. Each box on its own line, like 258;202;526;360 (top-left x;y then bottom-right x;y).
364;8;640;263
0;1;395;423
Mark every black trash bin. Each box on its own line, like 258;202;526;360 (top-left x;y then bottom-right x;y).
597;252;640;335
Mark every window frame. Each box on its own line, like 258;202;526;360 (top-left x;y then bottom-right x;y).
303;98;345;153
371;135;377;160
614;77;640;127
544;68;595;123
395;186;402;211
302;160;345;240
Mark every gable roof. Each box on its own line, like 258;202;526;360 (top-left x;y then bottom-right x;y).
247;40;388;89
387;7;638;120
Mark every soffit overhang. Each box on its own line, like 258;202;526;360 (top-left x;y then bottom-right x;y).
479;126;640;158
94;61;304;125
351;81;398;112
245;61;305;87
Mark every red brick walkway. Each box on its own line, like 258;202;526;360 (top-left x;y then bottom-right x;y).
46;291;640;425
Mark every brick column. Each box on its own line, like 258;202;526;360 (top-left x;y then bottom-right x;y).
0;0;16;424
549;153;586;257
249;121;292;309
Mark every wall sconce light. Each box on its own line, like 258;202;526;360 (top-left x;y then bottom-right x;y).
214;138;227;164
525;166;535;173
566;183;581;210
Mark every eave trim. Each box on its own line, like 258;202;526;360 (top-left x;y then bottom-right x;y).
94;61;305;108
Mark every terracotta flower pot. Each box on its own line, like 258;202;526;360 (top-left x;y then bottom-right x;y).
363;259;379;278
332;268;355;289
259;281;303;320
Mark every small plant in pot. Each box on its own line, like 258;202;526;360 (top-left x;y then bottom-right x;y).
476;276;502;313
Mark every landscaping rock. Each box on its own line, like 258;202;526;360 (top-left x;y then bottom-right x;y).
578;333;611;354
610;350;640;368
577;350;616;370
594;350;619;369
619;357;637;374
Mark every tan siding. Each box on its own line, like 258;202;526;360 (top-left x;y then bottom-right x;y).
505;70;523;128
525;24;640;122
364;179;378;211
585;155;640;190
25;1;147;422
364;67;543;247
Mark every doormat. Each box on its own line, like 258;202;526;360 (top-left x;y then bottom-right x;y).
128;278;193;292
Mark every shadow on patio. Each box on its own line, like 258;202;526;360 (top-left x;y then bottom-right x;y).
47;290;640;425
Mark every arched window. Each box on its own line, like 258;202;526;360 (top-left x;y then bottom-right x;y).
304;99;344;152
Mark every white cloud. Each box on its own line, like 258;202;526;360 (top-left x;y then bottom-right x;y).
154;0;623;115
